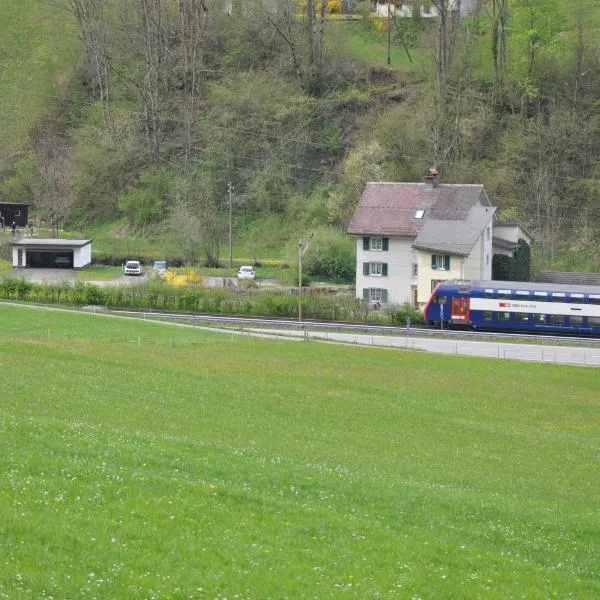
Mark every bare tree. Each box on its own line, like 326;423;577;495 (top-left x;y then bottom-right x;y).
178;0;211;162
138;0;167;161
430;0;462;88
68;0;111;118
488;0;508;103
33;141;76;238
262;0;306;86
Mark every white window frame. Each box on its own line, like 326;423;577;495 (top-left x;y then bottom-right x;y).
412;263;418;278
370;237;383;251
370;262;384;276
370;288;384;303
433;255;447;270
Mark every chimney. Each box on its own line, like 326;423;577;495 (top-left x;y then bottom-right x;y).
424;166;440;188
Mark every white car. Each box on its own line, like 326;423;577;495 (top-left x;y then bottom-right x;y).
237;265;255;280
124;260;143;276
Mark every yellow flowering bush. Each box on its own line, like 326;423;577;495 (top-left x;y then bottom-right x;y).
164;269;203;286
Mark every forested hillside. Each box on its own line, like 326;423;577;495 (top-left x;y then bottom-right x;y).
1;0;600;273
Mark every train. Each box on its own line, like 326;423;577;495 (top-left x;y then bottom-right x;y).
423;279;600;336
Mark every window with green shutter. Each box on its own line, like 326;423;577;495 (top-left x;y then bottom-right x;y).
363;263;369;276
382;237;389;251
382;263;388;276
363;237;370;250
362;288;370;300
381;289;388;303
432;254;451;270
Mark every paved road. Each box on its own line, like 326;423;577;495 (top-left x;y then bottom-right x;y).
245;327;600;367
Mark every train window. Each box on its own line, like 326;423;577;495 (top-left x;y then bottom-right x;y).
483;311;493;321
570;316;583;326
516;291;529;298
497;311;511;321
435;295;447;304
589;317;600;326
535;314;547;324
534;291;548;298
589;296;600;305
550;314;565;325
497;290;512;299
551;293;566;303
570;293;583;303
484;289;494;299
515;312;529;322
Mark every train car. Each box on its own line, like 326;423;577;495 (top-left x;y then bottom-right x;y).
423;279;600;336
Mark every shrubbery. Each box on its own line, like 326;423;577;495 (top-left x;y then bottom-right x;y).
0;276;424;325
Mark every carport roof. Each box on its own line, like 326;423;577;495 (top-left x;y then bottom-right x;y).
11;238;91;248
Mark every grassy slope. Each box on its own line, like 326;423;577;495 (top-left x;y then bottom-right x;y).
0;2;80;156
0;305;598;598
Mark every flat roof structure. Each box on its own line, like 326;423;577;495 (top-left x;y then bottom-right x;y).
11;238;91;248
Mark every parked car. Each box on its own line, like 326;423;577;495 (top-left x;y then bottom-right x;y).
152;260;168;277
124;260;143;276
54;256;72;267
237;265;256;280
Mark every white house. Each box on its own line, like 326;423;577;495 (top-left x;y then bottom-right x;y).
347;171;529;308
374;1;477;18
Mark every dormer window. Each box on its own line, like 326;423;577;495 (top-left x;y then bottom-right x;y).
413;209;425;219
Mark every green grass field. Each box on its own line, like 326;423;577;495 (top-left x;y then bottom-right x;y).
0;304;598;598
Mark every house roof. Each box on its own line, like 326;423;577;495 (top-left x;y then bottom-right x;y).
347;181;495;255
491;236;519;251
494;220;535;244
413;205;496;256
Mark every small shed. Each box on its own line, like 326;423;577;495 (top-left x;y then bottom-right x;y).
0;203;29;228
11;238;92;269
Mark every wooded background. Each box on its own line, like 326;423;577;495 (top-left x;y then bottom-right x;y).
1;0;600;273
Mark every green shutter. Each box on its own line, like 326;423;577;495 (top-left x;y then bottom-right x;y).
382;237;389;251
444;255;450;270
382;263;388;276
363;237;370;250
382;289;388;303
362;288;370;300
431;255;437;269
363;262;369;276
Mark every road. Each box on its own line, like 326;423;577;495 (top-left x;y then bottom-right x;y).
242;326;600;367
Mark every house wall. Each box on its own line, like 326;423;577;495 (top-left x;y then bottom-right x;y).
416;252;463;307
74;244;92;268
355;236;417;305
374;1;471;18
463;220;493;281
12;246;24;267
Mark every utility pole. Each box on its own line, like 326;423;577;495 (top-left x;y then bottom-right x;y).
387;2;391;65
298;235;313;322
227;182;233;269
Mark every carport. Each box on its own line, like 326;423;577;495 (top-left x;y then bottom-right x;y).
11;238;92;269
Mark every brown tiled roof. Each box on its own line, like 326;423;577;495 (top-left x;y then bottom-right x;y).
346;181;491;236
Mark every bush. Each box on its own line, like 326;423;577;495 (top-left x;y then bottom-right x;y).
388;303;424;326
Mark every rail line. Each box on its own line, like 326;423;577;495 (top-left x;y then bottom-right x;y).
107;309;600;348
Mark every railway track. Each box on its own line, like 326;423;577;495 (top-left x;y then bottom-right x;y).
107;309;600;347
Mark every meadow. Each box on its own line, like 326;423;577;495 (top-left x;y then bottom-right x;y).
0;304;598;599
